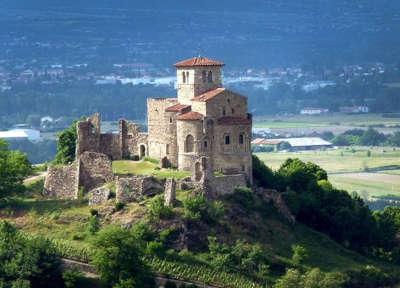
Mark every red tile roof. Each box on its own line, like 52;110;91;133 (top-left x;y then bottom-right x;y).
176;111;203;121
174;57;224;68
165;103;191;112
192;88;225;102
217;116;252;126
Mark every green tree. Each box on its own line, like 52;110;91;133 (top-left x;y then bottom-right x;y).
91;225;154;288
0;140;31;198
54;119;82;164
291;244;308;266
0;221;62;288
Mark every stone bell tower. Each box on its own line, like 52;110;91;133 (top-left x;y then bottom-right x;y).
175;57;224;105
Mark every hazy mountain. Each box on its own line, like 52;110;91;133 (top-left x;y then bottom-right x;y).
0;0;399;68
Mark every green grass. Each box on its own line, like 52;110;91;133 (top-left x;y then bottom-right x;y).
112;160;191;180
329;174;400;197
255;147;400;197
254;113;400;129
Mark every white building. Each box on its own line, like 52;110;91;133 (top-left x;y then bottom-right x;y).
340;106;369;114
0;129;41;142
300;107;329;115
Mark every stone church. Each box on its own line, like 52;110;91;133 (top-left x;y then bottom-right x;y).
44;57;252;200
147;57;252;182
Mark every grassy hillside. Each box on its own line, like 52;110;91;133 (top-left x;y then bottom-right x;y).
1;178;399;287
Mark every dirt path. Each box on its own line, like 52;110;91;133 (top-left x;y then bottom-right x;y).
23;171;47;184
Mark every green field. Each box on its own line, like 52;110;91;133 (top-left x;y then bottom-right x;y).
255;147;400;197
254;113;400;129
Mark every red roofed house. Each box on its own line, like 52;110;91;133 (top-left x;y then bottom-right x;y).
147;57;252;182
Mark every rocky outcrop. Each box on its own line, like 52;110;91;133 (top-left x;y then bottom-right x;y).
88;186;111;206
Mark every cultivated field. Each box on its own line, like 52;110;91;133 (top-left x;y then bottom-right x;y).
253;113;400;135
255;147;400;197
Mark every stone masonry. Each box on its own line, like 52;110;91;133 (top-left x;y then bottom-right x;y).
78;151;113;192
164;178;177;207
44;163;79;199
115;176;165;203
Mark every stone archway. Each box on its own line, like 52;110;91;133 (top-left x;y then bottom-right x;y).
139;144;146;159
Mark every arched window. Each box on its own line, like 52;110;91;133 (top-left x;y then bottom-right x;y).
222;107;226;116
185;134;194;153
202;70;207;83
186;71;189;82
225;135;230;145
207;71;213;83
204;140;208;149
231;108;235;114
182;71;186;83
166;144;170;155
239;134;244;145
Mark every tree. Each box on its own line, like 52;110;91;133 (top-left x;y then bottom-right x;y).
54;119;82;164
359;128;386;146
91;225;154;288
274;268;346;288
0;140;31;198
252;155;277;188
0;221;63;288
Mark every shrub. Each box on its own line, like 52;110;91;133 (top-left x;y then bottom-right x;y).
87;215;100;235
183;195;223;223
291;245;308;266
148;195;174;220
274;268;346;288
62;269;84;288
114;202;125;211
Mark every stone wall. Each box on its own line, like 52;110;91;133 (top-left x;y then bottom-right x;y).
209;174;247;196
76;114;146;161
116;175;164;203
164;178;176;206
44;163;79;199
147;98;179;166
88;186;111;206
99;133;121;160
78;152;113;192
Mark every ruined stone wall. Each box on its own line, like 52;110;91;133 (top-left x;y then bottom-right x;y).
76;114;101;157
120;120;147;159
147;98;178;166
210;174;247;196
115;175;164;203
44;163;78;199
77;114;147;161
99;134;121;160
78;151;113;192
